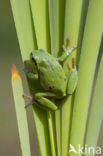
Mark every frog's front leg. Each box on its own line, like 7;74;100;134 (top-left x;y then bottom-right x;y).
57;38;77;62
24;60;39;80
66;58;78;94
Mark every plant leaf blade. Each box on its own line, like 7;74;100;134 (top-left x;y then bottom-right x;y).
70;0;103;155
84;52;103;156
11;65;31;156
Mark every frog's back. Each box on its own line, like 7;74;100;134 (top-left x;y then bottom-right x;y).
33;50;67;96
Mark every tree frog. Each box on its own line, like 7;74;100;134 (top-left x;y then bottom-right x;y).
23;38;78;111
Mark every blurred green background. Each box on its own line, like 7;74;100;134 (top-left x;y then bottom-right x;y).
0;0;102;156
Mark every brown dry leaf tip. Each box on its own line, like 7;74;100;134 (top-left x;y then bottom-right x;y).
11;64;21;81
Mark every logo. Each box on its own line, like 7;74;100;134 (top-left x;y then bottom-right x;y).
69;144;101;155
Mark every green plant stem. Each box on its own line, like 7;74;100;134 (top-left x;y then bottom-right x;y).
69;0;103;155
10;0;37;60
48;1;65;156
62;0;84;155
48;0;65;57
30;0;50;51
32;106;51;156
10;0;52;155
84;51;103;156
29;1;56;155
48;111;57;156
11;65;31;156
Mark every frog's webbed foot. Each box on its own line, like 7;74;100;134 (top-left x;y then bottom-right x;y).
23;94;33;100
24;101;34;108
57;37;77;62
23;94;33;108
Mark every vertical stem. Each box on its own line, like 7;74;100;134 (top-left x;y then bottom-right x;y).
10;0;37;60
10;0;52;155
12;66;31;156
70;0;103;155
48;1;65;156
48;111;57;156
30;0;50;51
62;0;84;155
84;51;103;156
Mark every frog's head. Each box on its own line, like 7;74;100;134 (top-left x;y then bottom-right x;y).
30;49;46;65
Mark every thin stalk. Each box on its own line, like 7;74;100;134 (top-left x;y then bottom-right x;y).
70;0;103;155
32;106;51;156
29;1;55;155
10;0;37;60
48;1;65;156
48;111;57;156
11;65;31;156
10;0;51;155
84;51;103;156
48;0;65;57
30;0;50;51
55;106;61;156
62;0;84;155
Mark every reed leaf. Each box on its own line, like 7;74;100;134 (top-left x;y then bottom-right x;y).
10;0;37;60
10;0;51;155
70;0;103;155
84;50;103;156
62;0;84;155
30;0;50;51
48;1;65;156
11;65;31;156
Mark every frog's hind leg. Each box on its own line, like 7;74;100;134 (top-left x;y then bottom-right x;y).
34;96;58;111
35;92;57;98
23;92;58;111
24;97;57;111
24;101;34;108
66;57;78;94
34;92;58;111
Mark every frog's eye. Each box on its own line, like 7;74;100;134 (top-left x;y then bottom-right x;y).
30;52;33;60
30;53;38;67
49;86;55;90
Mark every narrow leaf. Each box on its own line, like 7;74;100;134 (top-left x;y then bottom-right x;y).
10;1;51;155
70;0;103;155
84;52;103;156
11;65;31;156
47;111;57;156
48;0;65;57
29;1;53;155
62;0;84;155
48;1;65;156
30;0;50;51
10;0;37;60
